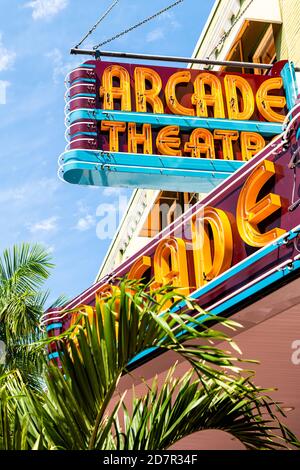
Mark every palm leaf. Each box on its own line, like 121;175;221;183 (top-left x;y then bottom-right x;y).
0;244;53;292
1;278;299;450
112;368;299;450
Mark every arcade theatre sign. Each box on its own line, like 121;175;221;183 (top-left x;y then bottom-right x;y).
60;60;292;192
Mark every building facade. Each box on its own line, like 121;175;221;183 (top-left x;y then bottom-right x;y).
96;0;300;280
46;0;300;450
91;0;300;449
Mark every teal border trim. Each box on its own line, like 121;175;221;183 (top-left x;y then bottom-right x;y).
70;78;96;85
66;109;282;137
61;149;244;191
48;352;60;360
128;227;300;366
79;63;96;69
281;62;298;111
46;322;63;332
62;149;243;173
70;132;98;139
129;259;300;366
68;93;97;100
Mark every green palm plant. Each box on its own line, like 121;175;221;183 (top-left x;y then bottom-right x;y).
1;278;299;450
0;243;66;390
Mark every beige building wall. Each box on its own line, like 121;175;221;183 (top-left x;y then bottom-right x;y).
96;189;159;278
276;0;300;67
192;0;299;68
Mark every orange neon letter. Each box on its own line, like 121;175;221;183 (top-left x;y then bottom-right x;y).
256;77;286;123
214;130;239;160
101;121;126;152
100;65;131;111
191;207;233;288
184;128;215;159
224;74;255;120
240;131;265;161
236;160;286;247
128;123;153;154
134;67;164;114
192;73;225;118
156;125;182;156
153;238;190;305
127;256;152;280
165;71;195;116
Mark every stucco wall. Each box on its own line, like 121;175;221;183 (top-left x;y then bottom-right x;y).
276;0;300;67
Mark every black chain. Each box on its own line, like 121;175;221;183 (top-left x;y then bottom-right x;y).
93;0;185;50
74;0;120;49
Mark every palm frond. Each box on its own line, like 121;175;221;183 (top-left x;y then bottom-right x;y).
0;244;54;387
111;368;299;450
0;243;53;293
47;294;70;310
0;369;32;449
1;278;299;450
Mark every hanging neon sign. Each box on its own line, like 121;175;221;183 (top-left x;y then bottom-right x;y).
60;60;293;191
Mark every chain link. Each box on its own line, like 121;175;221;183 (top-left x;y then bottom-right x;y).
74;0;120;49
93;0;185;50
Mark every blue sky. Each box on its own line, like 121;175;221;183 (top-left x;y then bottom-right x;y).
0;0;215;304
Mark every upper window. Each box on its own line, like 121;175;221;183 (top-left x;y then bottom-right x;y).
252;24;277;74
222;20;279;74
139;191;198;238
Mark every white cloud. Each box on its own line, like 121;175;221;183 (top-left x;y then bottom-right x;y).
35;242;55;253
45;244;55;253
28;216;58;233
0;178;59;205
145;11;181;44
75;214;96;232
0;187;25;204
102;187;125;197
25;0;68;20
46;48;79;83
146;28;165;43
158;11;181;29
0;34;16;72
76;199;90;214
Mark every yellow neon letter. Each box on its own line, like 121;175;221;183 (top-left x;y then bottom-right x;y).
100;65;131;111
156;125;182;156
256;77;286;123
192;72;225;118
153;238;190;305
95;284;121;321
191;207;233;288
224;74;255;120
184;128;215;159
69;304;95;347
165;71;195;116
236;160;286;247
128;256;152;280
214;130;239;160
134;67;164;114
128;123;153;154
101;121;126;152
240;131;265;161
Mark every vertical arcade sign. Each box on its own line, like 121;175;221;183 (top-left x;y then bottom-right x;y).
60;60;293;192
45;110;300;364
